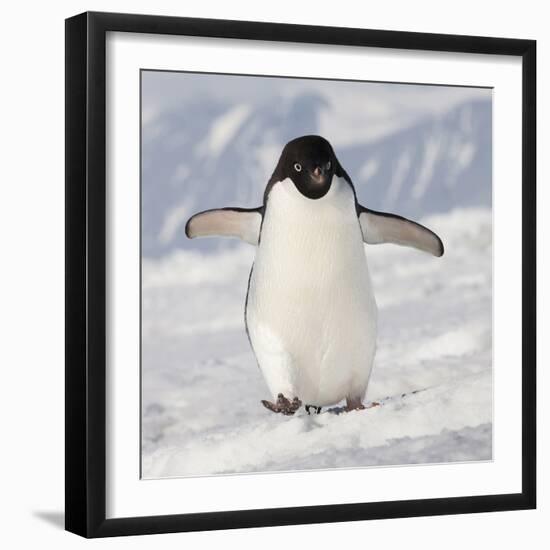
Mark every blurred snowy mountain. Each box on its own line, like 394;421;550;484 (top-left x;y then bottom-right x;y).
142;92;491;257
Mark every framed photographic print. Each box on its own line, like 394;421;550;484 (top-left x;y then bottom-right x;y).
65;11;536;538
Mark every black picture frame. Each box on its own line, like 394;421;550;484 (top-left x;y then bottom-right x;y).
65;11;536;538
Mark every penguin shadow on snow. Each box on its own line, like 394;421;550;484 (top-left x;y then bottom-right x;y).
298;388;429;426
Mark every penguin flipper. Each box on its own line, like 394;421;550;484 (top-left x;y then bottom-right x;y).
185;207;263;245
358;206;444;257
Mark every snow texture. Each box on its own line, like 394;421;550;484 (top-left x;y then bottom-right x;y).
141;208;492;478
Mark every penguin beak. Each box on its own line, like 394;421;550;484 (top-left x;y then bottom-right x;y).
310;166;326;186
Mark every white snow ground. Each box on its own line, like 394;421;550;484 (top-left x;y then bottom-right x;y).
141;207;492;478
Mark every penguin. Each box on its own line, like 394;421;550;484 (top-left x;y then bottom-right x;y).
185;135;444;415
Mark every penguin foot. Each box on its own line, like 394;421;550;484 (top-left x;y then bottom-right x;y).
261;393;302;415
345;397;380;412
305;405;322;415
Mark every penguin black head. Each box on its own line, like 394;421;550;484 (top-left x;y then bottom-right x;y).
268;135;342;200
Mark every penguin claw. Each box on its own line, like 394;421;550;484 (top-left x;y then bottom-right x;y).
305;405;322;415
262;393;302;415
344;400;380;412
345;403;365;412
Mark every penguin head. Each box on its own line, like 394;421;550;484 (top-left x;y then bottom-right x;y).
270;135;340;200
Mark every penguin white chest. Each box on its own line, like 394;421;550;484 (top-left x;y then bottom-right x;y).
246;177;378;406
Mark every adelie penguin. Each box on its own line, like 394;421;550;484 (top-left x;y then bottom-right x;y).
185;135;444;416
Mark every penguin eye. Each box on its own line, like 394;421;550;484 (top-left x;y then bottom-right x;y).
294;163;302;172
326;161;332;170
